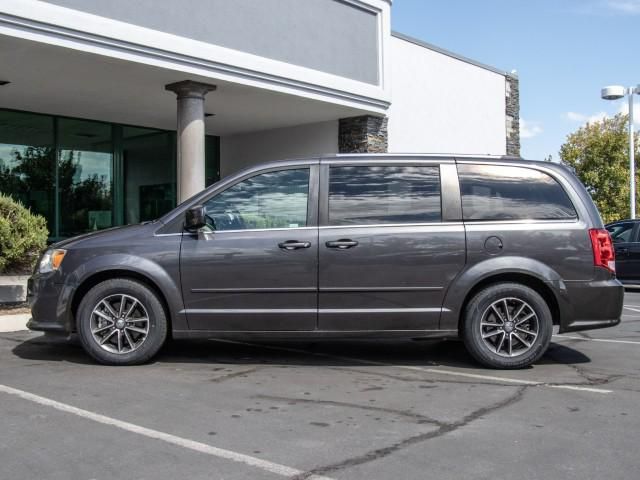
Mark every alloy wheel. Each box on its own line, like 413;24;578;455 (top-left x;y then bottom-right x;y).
90;294;150;354
479;297;539;357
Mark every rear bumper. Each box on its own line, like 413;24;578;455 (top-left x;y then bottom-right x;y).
557;277;624;333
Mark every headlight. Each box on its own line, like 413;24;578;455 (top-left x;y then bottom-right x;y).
39;249;67;273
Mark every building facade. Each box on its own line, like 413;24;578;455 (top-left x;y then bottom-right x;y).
0;0;519;240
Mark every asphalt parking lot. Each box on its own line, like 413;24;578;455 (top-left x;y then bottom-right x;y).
2;293;640;480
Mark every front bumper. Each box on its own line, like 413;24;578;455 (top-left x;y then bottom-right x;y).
558;276;624;333
26;273;72;334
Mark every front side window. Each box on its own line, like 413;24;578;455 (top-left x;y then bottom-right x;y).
328;166;441;225
457;164;577;221
204;168;309;231
606;222;635;243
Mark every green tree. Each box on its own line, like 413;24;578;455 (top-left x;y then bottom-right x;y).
560;113;639;223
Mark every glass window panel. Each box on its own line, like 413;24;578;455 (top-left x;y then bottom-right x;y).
0;110;55;237
123;127;176;224
328;166;441;225
204;169;309;230
606;222;634;243
457;164;577;221
58;118;113;236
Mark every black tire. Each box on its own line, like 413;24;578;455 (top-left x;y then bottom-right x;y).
462;282;552;369
76;279;168;365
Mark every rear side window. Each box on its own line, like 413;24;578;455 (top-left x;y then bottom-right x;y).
328;166;441;225
457;164;577;221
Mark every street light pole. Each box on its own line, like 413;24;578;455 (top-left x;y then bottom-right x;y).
629;87;636;219
601;85;639;219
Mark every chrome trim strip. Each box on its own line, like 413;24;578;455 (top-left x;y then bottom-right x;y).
173;329;458;334
192;287;316;293
320;308;446;313
464;220;581;227
185;226;317;235
180;329;459;334
182;308;448;314
320;286;442;292
318;222;463;230
182;309;316;314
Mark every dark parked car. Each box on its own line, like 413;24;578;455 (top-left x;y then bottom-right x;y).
28;155;623;368
606;219;640;286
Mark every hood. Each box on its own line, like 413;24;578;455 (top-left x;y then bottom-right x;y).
50;221;160;250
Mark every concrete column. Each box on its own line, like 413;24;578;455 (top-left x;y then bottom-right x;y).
165;80;216;202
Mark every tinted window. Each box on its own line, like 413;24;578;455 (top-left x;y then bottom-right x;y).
204;169;309;231
328;166;441;225
606;222;635;243
458;164;577;221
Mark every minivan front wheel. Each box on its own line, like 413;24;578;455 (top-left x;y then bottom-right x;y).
77;279;167;365
462;283;552;369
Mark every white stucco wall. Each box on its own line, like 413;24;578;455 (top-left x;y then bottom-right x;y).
387;35;507;155
220;120;338;177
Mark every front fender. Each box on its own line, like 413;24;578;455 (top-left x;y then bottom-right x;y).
440;256;569;331
59;253;185;331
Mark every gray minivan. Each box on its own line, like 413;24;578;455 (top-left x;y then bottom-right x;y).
27;154;623;368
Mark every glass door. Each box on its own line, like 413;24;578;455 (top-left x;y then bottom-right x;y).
122;127;176;224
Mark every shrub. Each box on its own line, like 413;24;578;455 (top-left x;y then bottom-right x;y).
0;194;49;274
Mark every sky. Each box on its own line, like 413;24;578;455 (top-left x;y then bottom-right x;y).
391;0;640;161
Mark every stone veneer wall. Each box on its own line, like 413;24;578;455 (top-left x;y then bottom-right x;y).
338;115;388;153
505;75;520;157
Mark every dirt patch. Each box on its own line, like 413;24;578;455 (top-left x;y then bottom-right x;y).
0;304;30;315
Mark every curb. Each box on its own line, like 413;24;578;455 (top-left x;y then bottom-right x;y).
0;313;30;333
0;276;29;304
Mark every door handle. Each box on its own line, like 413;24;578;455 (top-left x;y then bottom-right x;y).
325;239;359;249
278;240;311;250
618;247;630;255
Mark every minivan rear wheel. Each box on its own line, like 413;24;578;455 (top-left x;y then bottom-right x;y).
462;283;552;369
77;279;167;365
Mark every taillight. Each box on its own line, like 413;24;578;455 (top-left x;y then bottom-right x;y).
589;228;615;274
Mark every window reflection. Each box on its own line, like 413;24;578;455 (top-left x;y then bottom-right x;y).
458;164;577;221
58;119;113;236
205;169;309;230
123;127;175;224
328;166;441;225
0;111;55;234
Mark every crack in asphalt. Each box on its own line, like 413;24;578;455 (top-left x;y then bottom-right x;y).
329;366;530;388
544;347;622;387
209;367;263;383
291;386;528;479
252;394;442;426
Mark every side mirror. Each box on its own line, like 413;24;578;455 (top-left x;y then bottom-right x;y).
185;205;206;231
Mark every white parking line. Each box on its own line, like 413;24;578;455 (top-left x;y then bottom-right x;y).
553;334;640;345
210;339;612;394
623;305;640;313
0;384;333;480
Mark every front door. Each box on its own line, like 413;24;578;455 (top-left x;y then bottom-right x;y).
180;166;319;331
318;164;466;331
